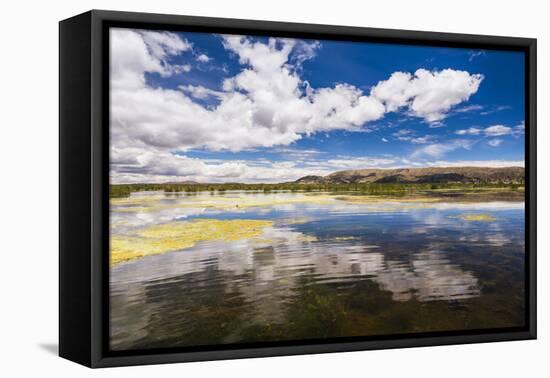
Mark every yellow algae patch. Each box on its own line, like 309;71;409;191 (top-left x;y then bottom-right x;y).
110;195;166;213
333;236;360;241
109;220;132;228
299;234;318;242
114;206;159;213
456;214;497;222
111;193;337;213
335;195;441;204
226;194;334;208
282;217;312;225
111;219;273;265
110;195;164;207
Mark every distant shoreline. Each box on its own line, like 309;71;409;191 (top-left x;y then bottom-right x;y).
110;182;524;200
110;166;525;190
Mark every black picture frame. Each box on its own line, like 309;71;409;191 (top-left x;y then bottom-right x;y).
59;9;537;368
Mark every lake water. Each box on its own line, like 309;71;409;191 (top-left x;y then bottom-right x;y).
110;191;525;351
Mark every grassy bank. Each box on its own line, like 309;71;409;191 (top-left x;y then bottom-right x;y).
110;182;524;199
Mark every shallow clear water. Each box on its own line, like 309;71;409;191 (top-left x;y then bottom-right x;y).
110;191;525;351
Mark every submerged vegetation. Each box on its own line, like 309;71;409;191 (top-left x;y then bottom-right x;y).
111;219;273;265
456;214;497;222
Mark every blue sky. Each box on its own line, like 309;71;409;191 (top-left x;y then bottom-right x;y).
110;28;525;183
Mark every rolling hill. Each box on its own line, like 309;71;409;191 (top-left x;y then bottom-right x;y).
294;167;524;185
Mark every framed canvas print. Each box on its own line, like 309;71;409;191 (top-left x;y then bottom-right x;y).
59;10;536;368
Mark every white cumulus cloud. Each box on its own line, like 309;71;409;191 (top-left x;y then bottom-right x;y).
456;124;515;137
484;125;513;136
455;127;482;135
110;29;192;90
110;29;488;183
196;53;211;63
371;69;483;123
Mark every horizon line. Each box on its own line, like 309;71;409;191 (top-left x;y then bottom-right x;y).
110;165;525;186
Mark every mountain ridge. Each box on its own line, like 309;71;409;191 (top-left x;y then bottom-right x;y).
294;166;524;185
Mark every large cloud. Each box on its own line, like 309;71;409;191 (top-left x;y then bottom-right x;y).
371;69;484;123
109;29;485;183
110;29;192;90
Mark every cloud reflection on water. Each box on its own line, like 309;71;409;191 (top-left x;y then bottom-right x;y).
110;191;524;350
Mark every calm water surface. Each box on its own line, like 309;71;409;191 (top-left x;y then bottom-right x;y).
110;191;525;351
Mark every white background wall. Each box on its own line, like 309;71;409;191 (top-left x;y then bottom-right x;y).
0;0;546;376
